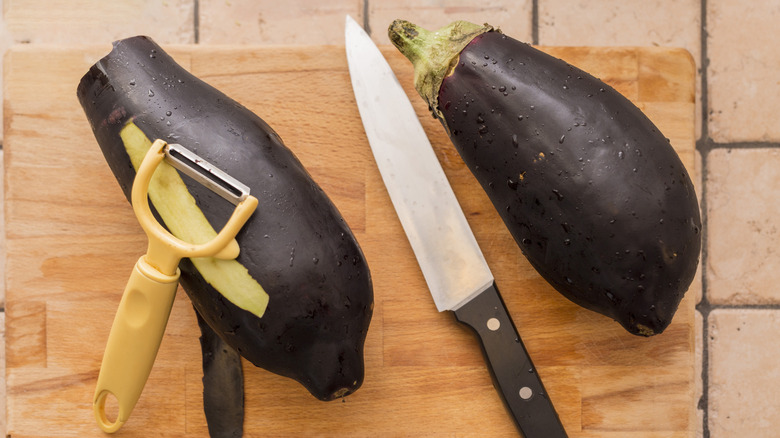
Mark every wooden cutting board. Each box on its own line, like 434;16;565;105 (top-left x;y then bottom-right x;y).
4;43;698;437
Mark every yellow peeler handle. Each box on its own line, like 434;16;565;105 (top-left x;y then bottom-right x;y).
93;257;179;432
93;139;257;433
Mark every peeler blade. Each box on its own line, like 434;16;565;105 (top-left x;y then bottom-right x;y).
163;143;250;205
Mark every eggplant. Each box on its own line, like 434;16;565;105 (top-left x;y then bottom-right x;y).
389;21;701;336
196;310;244;438
77;36;373;400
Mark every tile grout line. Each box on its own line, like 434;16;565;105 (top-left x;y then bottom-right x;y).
707;303;780;309
531;0;539;45
703;141;780;150
364;0;371;36
193;0;200;44
696;0;710;436
696;150;711;438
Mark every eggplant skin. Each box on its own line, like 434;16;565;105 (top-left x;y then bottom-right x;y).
392;23;701;336
77;36;373;399
196;310;244;438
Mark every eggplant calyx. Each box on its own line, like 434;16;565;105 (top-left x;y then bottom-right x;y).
388;19;493;120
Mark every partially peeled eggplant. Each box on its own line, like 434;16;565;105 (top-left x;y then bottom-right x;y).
77;36;373;406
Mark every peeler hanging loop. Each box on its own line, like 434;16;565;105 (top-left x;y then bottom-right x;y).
94;139;257;434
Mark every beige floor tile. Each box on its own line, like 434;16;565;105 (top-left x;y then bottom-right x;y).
368;0;532;46
198;0;363;44
708;309;780;436
705;148;780;304
3;0;195;44
539;0;700;50
539;0;702;139
708;0;780;142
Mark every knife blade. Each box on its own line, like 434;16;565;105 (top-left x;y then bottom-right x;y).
345;15;567;437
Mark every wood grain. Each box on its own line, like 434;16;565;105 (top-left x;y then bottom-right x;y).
4;44;697;437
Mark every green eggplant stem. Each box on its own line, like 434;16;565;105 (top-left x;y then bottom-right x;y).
388;19;494;120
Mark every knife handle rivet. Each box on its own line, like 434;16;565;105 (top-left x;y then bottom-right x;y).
519;386;533;400
486;317;500;331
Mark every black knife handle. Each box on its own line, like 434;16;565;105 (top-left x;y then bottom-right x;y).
453;282;567;438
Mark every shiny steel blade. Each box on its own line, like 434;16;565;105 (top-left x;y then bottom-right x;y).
164;143;250;205
345;15;493;311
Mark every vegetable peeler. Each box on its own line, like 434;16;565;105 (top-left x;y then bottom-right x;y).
93;139;258;433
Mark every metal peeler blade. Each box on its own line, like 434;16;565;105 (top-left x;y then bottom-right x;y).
163;143;250;205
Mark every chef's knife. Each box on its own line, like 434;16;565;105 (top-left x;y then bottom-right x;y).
345;15;567;437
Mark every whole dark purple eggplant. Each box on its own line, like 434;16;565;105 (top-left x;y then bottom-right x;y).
77;36;373;400
389;21;700;336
